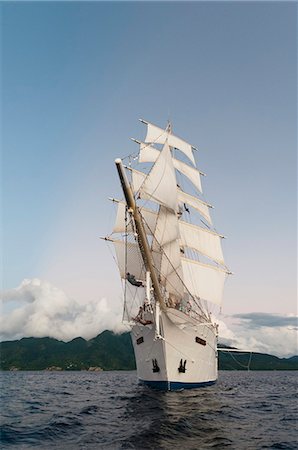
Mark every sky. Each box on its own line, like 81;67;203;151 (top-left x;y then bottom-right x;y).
1;2;297;356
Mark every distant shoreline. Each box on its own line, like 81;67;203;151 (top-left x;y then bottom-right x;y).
1;331;297;371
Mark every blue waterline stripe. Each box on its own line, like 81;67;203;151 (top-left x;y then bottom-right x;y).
139;379;217;390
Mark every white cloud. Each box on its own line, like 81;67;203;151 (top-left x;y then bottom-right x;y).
217;314;298;358
0;279;126;342
1;279;297;358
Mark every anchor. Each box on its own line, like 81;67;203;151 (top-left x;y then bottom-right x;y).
178;359;187;373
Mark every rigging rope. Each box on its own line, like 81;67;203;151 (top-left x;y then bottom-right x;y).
220;350;253;371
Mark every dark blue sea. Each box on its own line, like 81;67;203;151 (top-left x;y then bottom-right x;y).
0;371;297;449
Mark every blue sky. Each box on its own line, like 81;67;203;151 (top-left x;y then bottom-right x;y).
1;2;297;347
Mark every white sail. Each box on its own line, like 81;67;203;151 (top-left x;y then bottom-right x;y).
139;142;159;163
179;221;225;266
139;143;202;192
177;189;212;225
139;142;178;212
113;239;161;283
153;205;179;246
111;201;181;299
113;201;131;233
152;206;184;298
174;158;202;192
131;168;212;224
130;168;222;265
144;121;196;165
181;257;227;305
161;242;184;298
131;167;146;193
131;167;171;207
113;201;157;235
113;240;145;281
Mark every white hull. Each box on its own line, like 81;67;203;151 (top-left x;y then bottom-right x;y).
131;309;218;390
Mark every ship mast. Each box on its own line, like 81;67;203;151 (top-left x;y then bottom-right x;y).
115;158;166;311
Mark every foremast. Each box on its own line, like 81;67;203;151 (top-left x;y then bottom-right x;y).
115;158;166;311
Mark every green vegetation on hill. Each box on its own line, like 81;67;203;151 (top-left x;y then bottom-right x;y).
218;349;298;371
0;331;297;371
0;331;135;371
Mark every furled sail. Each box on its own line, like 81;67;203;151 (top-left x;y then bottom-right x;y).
144;121;196;165
139;143;202;192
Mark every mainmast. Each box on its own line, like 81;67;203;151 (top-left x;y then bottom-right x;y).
115;158;166;310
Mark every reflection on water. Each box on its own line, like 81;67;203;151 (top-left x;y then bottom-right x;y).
121;383;231;449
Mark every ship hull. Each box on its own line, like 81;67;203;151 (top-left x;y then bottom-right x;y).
139;379;216;391
131;309;218;391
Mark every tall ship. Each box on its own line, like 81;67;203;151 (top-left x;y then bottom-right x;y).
106;119;231;390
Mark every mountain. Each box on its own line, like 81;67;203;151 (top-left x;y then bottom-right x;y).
0;331;135;371
218;348;298;370
0;331;297;371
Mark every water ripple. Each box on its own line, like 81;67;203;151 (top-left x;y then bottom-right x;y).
0;371;297;449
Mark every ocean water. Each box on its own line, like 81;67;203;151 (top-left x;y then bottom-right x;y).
0;371;297;449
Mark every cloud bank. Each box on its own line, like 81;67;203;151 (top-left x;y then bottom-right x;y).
232;312;298;329
0;279;125;342
1;279;297;357
218;313;298;358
